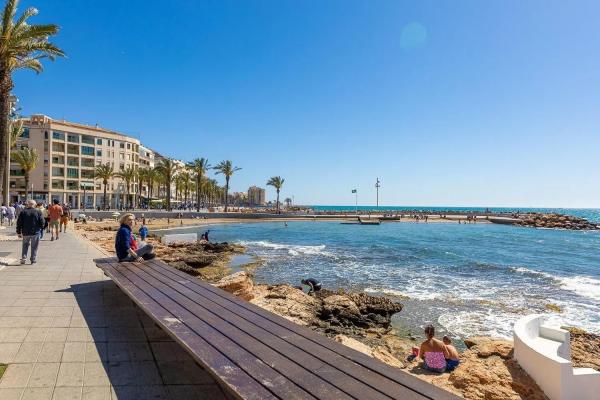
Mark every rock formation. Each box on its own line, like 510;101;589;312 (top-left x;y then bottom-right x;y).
516;213;599;230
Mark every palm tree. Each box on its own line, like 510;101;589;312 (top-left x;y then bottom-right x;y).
94;163;114;210
11;146;37;198
284;197;292;208
137;167;149;206
0;0;65;203
178;170;192;204
267;176;285;214
213;160;241;212
116;165;137;209
9;118;24;148
155;158;179;211
147;167;159;198
187;158;209;212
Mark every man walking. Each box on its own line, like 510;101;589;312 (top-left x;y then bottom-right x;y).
48;199;63;241
16;200;45;264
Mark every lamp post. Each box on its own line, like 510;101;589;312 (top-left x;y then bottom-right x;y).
4;95;19;206
81;184;87;211
352;189;358;214
375;178;381;208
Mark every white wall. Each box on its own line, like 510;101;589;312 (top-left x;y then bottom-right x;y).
514;314;600;400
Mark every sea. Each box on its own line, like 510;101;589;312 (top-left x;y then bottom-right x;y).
162;209;600;341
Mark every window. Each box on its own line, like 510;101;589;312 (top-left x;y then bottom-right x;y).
127;154;131;161
44;142;49;151
119;142;125;149
52;156;65;164
52;167;64;177
96;150;102;157
52;131;65;140
82;135;95;145
81;146;94;156
52;180;64;189
22;128;30;139
67;168;79;178
126;143;131;150
95;183;101;190
67;157;79;167
96;138;103;145
81;158;95;168
67;144;79;155
66;181;78;190
67;133;79;143
52;143;65;152
81;169;95;179
119;153;124;160
44;131;48;139
119;163;125;171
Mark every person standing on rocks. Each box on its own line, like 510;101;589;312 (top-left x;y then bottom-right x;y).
16;200;45;264
301;278;322;295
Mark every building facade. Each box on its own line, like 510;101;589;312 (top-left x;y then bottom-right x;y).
11;114;144;208
247;186;266;206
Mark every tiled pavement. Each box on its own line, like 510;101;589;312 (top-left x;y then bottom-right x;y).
0;227;228;400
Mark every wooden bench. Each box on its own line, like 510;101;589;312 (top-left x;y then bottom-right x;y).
95;258;460;400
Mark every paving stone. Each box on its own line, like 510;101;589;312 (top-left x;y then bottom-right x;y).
38;342;65;362
62;342;86;363
22;387;54;400
13;342;43;363
52;386;83;400
56;362;84;387
27;362;60;388
0;363;34;388
0;343;21;363
0;388;23;400
82;386;111;400
83;363;110;387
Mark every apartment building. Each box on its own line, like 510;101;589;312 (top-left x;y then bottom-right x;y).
248;186;266;206
11;114;151;208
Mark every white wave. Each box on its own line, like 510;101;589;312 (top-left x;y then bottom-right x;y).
239;240;330;256
438;310;518;339
511;267;600;302
559;276;600;302
364;287;411;299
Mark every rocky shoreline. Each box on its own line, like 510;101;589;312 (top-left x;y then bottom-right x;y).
76;221;598;399
515;213;599;230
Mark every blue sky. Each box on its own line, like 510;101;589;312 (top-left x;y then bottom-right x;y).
14;0;600;207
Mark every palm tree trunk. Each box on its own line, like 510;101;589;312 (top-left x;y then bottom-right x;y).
196;176;201;212
224;178;229;212
25;174;30;199
276;189;280;214
103;184;107;209
0;73;14;205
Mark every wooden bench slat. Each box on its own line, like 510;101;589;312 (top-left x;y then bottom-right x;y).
142;260;428;400
133;262;397;400
98;262;276;400
145;259;459;400
122;262;355;400
106;261;319;400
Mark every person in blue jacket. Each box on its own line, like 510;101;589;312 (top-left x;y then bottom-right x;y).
139;224;149;241
115;213;155;262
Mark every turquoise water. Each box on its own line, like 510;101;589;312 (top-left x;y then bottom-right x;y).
310;206;600;222
165;221;600;339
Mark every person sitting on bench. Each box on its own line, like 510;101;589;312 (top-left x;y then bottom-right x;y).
116;213;155;262
301;278;322;295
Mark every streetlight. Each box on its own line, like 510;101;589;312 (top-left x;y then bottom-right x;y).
4;95;19;205
375;178;381;208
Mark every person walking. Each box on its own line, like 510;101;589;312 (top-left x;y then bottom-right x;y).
0;203;6;225
6;204;16;226
16;200;45;264
36;203;48;239
60;205;71;233
48;199;63;241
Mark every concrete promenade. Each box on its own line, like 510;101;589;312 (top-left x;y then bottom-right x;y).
0;226;227;399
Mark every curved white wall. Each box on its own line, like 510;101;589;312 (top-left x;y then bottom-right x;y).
514;314;600;400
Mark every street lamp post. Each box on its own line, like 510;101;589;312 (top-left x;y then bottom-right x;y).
375;178;381;208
